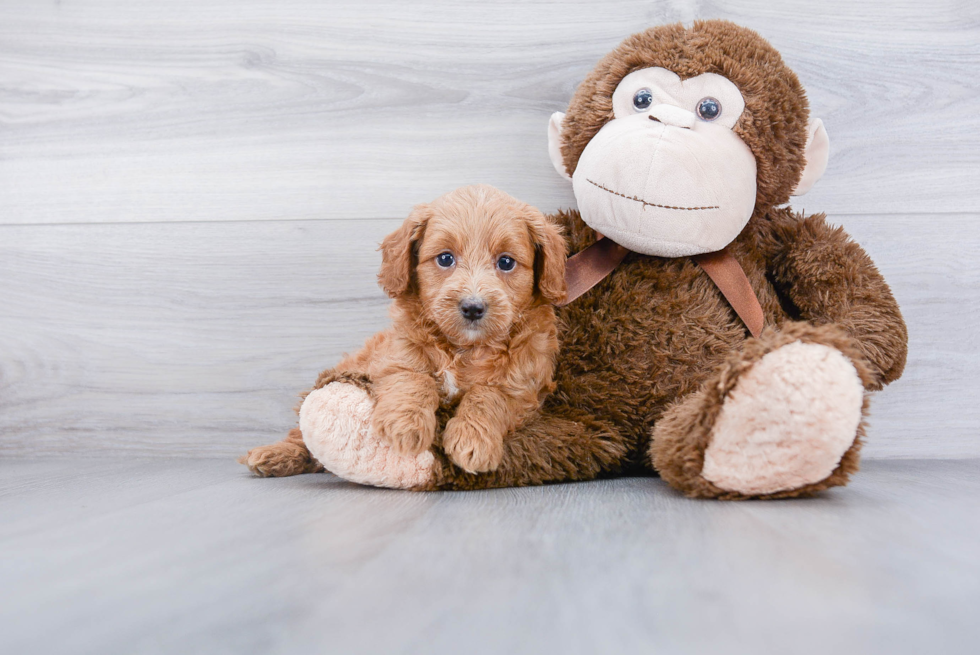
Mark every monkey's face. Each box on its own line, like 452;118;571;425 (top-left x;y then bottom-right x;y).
566;67;757;257
549;22;831;258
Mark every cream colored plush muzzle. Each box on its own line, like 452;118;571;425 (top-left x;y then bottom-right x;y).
548;66;829;258
570;109;757;257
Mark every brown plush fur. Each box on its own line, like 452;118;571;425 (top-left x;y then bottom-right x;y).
242;185;567;475
243;21;908;498
417;21;907;494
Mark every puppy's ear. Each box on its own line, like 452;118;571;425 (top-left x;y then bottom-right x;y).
378;203;431;298
524;207;568;305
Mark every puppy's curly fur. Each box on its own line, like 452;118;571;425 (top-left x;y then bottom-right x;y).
242;185;567;476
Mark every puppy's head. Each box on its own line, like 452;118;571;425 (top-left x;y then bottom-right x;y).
378;185;567;346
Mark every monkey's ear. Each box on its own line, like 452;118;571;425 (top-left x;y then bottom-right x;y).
791;118;830;196
377;204;431;298
525;206;568;305
548;112;572;181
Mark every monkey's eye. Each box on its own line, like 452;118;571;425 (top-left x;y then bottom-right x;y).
496;255;516;272
436;252;455;268
696;97;722;121
632;88;654;111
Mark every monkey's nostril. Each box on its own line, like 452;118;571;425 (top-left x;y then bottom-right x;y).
459;298;487;322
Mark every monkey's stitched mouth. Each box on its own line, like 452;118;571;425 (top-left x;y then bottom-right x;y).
586;179;719;211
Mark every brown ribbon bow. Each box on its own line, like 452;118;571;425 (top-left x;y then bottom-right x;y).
559;237;764;338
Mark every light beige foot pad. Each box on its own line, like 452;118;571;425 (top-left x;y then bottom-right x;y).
300;382;435;489
702;341;864;495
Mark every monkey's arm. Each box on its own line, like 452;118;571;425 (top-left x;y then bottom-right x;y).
549;209;598;253
762;209;908;389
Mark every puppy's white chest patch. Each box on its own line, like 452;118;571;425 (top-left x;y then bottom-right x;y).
441;369;460;400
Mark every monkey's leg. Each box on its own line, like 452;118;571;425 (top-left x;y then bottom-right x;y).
300;381;627;490
430;403;628;491
650;322;874;499
300;381;436;489
239;427;325;478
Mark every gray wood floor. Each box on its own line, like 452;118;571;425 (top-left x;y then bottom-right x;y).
2;458;978;655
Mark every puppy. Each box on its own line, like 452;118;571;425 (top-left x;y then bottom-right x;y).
242;185;567;476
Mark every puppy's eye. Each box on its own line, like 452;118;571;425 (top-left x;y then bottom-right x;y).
496;255;516;272
436;252;455;268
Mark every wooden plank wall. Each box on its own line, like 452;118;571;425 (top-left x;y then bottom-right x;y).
2;1;978;459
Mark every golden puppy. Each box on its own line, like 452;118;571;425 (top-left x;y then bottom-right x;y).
242;185;567;476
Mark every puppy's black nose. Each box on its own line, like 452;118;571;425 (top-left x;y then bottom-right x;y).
459;298;487;321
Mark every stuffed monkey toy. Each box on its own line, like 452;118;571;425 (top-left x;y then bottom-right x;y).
243;20;908;499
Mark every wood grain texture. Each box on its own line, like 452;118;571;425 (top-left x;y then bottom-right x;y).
1;0;976;460
0;219;395;456
1;458;978;654
1;213;976;459
2;0;979;225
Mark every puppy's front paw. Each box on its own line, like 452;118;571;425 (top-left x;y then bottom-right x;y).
443;417;503;474
372;399;437;456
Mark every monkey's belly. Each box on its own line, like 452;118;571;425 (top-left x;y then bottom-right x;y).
553;257;754;446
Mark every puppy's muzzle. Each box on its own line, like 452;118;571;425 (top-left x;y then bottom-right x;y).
459;297;487;322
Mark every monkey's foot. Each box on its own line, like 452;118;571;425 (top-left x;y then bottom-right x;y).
652;323;870;499
300;382;436;489
701;340;864;495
